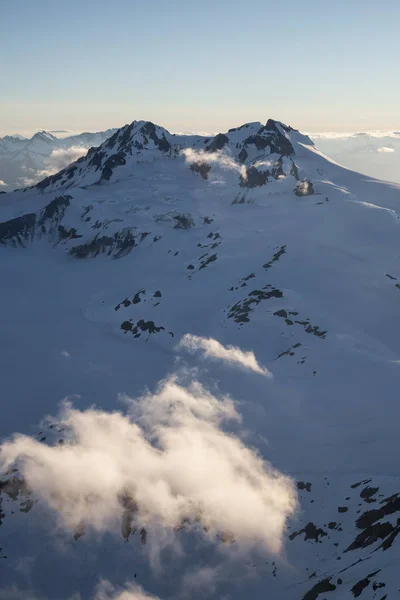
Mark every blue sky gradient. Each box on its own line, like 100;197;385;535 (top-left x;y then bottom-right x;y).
1;0;400;135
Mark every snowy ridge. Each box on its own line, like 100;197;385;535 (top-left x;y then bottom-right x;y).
1;118;400;600
29;118;311;192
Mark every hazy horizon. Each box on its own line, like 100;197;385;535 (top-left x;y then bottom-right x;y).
3;123;400;140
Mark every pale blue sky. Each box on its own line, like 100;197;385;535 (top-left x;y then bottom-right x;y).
1;0;400;136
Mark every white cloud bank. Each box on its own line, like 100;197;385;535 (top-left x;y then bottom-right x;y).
0;179;7;187
39;146;88;178
179;334;272;377
19;146;88;186
309;130;400;139
0;377;296;555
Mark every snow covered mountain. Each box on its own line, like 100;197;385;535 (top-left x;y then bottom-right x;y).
0;128;117;191
1;119;400;600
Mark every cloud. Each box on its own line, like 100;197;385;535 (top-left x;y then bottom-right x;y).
182;148;247;180
179;334;272;377
174;131;215;137
94;581;160;600
180;565;223;597
0;376;296;556
377;146;395;153
0;180;7;187
309;130;400;140
39;146;88;178
18;146;89;186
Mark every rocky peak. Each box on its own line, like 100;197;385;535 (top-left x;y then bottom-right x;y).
31;131;57;144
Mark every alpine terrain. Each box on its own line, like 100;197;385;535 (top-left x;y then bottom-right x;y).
1;118;400;600
0;128;117;191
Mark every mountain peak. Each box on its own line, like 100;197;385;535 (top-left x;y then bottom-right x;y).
29;118;314;192
31;131;57;143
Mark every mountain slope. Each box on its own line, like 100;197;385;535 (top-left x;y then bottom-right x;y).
1;119;400;600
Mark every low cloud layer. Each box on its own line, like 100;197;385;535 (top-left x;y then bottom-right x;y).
18;146;89;187
179;334;272;377
38;146;88;179
0;377;296;555
310;130;400;139
182;148;247;180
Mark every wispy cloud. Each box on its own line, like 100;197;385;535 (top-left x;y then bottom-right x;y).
0;179;7;187
0;376;296;556
182;148;247;180
179;334;272;377
377;146;395;153
174;131;215;137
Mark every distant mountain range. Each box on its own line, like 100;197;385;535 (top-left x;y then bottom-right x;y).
0;128;117;190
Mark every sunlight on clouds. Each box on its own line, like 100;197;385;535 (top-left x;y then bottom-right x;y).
0;376;296;555
179;334;272;377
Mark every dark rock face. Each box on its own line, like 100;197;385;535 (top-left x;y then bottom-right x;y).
345;492;400;552
238;147;248;163
263;245;286;269
205;133;229;153
190;161;211;180
35;170;64;190
228;285;283;324
295;181;315;196
173;214;195;229
0;475;33;529
70;229;137;259
302;577;336;600
0;212;36;247
297;481;312;493
0;195;71;247
243;121;294;157
240;166;269;188
121;319;173;340
140;122;171;153
88;149;106;170
351;571;381;598
101;153;127;181
289;522;327;543
38;195;71;225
